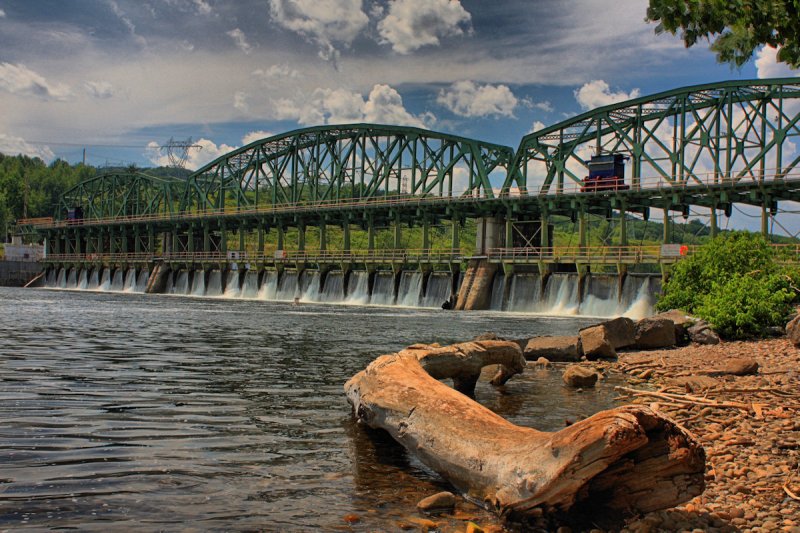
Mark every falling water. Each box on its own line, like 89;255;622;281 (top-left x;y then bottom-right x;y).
123;268;137;292
110;270;124;291
191;270;206;296
370;271;395;305
259;271;278;300
164;271;174;294
206;270;223;296
300;271;321;302
276;271;299;301
420;272;452;308
100;268;112;291
223;271;240;298
241;271;259;299
345;271;370;304
396;271;423;307
319;272;344;302
66;269;77;288
489;272;505;310
537;273;580;315
173;270;189;295
618;274;659;319
89;269;100;289
580;274;620;317
506;273;541;312
78;269;88;290
135;269;149;293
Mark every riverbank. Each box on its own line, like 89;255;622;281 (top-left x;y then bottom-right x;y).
609;338;800;532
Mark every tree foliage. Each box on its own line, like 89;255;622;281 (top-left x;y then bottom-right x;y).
656;232;799;339
646;0;800;68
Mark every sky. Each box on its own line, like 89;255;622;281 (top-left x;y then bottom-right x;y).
1;0;799;234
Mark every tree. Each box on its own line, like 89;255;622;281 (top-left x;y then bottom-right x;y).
646;0;800;68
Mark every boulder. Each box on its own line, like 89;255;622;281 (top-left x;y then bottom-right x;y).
562;365;599;388
687;320;721;345
417;491;457;514
787;315;800;347
634;318;677;349
579;325;617;360
597;317;636;349
721;358;759;376
524;335;581;362
473;332;502;341
652;310;695;345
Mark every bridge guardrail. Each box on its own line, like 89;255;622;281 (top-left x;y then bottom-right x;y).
18;168;800;231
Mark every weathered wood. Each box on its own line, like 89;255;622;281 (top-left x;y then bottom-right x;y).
345;340;706;521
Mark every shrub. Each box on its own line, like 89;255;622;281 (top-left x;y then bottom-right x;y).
656;232;799;339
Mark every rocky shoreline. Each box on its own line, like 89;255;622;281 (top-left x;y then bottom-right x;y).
364;318;800;532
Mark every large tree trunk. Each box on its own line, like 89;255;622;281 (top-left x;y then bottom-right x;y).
345;340;705;522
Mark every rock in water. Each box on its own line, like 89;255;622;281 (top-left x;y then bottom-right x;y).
524;336;581;362
417;491;456;514
563;365;599;388
598;317;636;349
579;325;617;360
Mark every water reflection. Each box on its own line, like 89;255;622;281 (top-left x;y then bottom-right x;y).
0;287;616;530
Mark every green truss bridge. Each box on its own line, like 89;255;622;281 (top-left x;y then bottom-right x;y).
22;78;800;311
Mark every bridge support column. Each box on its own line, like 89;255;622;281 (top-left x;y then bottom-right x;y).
239;224;246;253
579;210;587;249
122;227;129;253
541;209;550;248
187;226;194;254
422;218;430;253
619;204;628;246
451;218;460;253
393;213;402;249
75;230;82;255
220;223;227;254
761;201;770;238
505;216;513;249
203;224;210;253
148;226;154;255
319;222;327;252
298;223;306;252
476;217;501;255
662;206;671;244
368;217;375;251
710;203;718;238
277;226;285;251
343;222;351;252
134;226;141;254
258;226;265;255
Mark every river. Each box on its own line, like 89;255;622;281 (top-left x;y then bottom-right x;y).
0;287;620;530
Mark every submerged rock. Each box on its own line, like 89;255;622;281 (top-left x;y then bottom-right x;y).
417;491;457;514
524;335;581;362
562;365;599;388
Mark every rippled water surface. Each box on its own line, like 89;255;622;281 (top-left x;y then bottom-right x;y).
0;287;620;530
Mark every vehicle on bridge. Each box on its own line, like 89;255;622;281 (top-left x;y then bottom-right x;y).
580;154;630;192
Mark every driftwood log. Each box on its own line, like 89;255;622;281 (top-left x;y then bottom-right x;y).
345;340;706;522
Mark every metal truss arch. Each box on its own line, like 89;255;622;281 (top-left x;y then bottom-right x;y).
181;123;514;212
57;170;184;221
506;78;800;195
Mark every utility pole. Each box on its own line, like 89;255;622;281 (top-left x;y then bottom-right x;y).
82;148;86;165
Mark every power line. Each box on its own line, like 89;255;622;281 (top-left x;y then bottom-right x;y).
23;139;152;149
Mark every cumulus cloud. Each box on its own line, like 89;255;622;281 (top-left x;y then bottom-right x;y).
377;0;472;54
0;62;71;101
273;83;432;128
529;120;546;133
0;133;55;160
0;8;6;17
84;80;115;99
241;130;275;145
145;138;237;170
268;0;368;61
522;98;554;112
574;80;640;110
227;28;252;54
192;0;212;15
436;80;517;118
755;45;798;79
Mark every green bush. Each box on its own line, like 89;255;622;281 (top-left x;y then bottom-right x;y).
656;232;799;339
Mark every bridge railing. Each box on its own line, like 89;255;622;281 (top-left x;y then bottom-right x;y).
21;166;800;230
486;245;682;263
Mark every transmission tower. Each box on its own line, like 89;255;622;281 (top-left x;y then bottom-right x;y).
160;137;202;169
